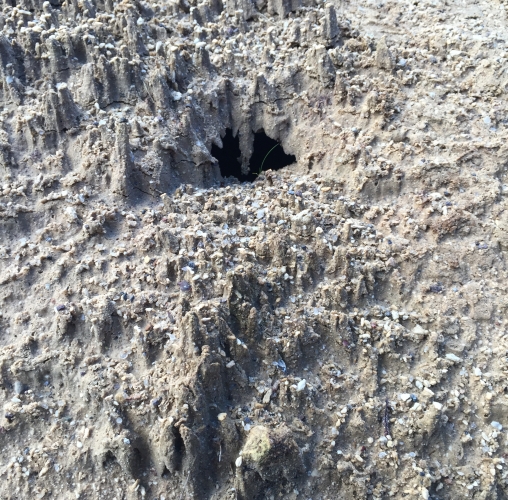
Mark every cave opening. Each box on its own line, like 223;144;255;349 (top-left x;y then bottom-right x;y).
212;128;243;181
212;128;296;182
248;129;296;181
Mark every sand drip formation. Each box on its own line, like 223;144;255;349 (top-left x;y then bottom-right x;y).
1;0;508;498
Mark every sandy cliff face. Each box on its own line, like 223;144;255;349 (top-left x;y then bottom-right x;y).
1;0;508;498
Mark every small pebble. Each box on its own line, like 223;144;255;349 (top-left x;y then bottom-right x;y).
491;421;503;431
296;379;306;392
178;280;191;292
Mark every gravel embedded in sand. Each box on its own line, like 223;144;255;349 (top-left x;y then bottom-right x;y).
1;0;508;498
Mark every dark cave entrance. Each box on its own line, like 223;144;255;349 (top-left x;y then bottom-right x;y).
249;129;296;181
212;128;243;181
212;129;296;182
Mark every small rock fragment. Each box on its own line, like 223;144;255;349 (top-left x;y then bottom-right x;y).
491;421;503;431
296;379;306;392
445;353;462;363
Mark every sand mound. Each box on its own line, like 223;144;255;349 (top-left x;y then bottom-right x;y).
1;0;508;498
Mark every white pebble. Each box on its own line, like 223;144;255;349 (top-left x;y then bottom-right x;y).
296;379;306;391
491;421;503;431
445;353;462;363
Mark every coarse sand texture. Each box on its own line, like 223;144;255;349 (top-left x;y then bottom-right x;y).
1;0;508;498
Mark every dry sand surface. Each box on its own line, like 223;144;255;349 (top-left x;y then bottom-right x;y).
1;0;508;498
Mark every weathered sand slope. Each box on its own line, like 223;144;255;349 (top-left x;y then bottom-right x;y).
1;0;508;498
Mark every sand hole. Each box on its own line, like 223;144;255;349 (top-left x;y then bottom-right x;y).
212;129;243;180
248;129;296;181
212;129;296;182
